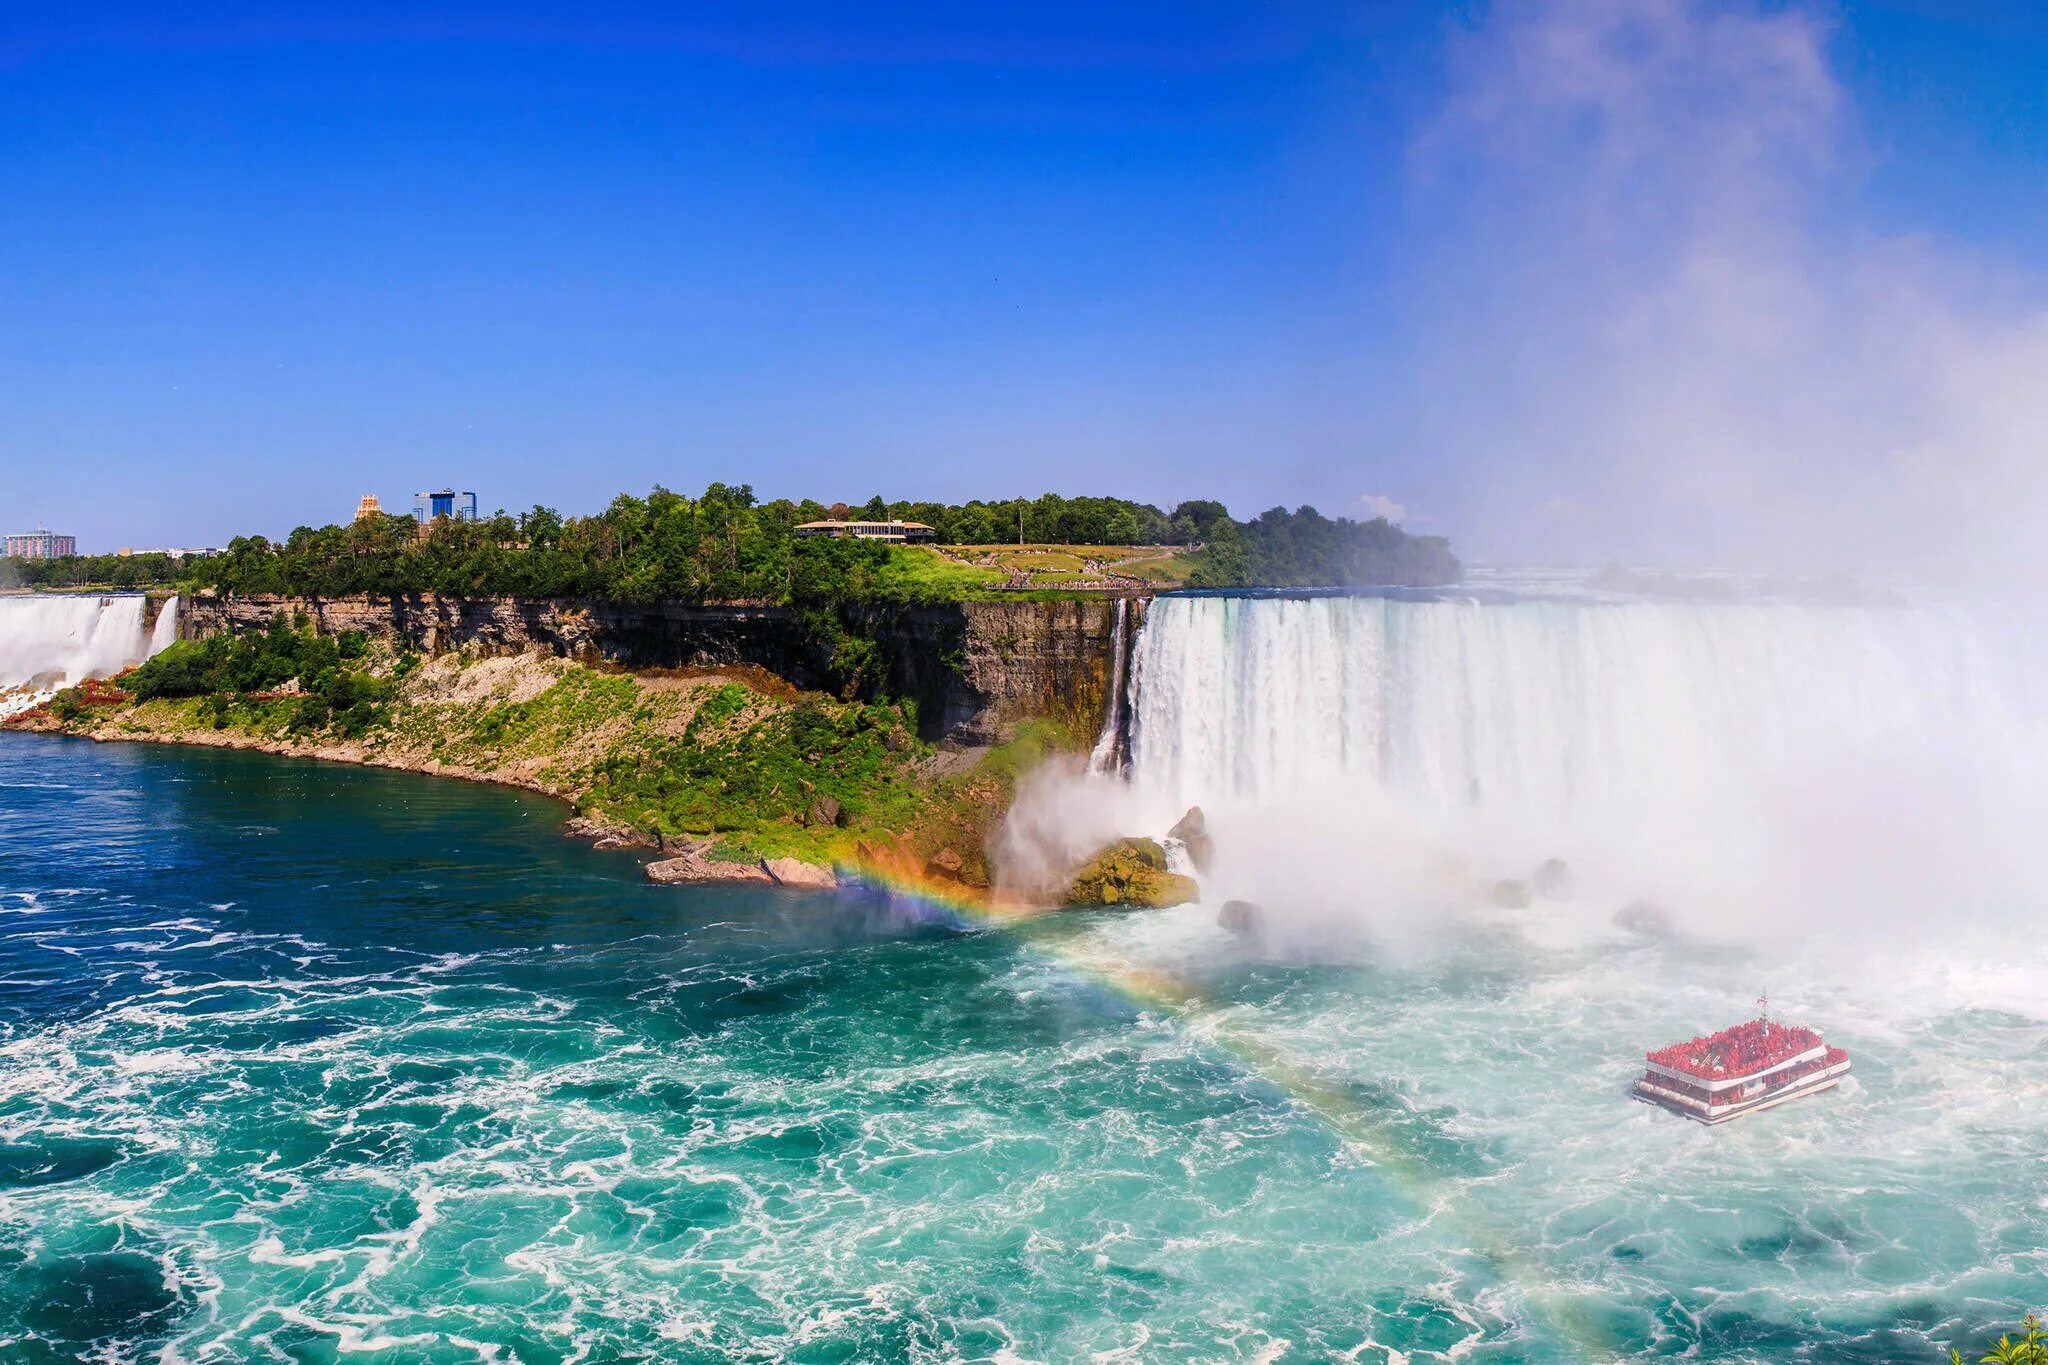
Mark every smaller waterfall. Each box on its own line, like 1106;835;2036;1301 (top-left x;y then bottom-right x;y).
149;595;181;654
1087;598;1133;775
0;594;175;719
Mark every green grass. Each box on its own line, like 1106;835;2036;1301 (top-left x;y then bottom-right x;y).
938;543;1200;588
872;546;1005;596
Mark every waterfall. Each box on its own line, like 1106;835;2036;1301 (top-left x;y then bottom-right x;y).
1087;598;1133;775
0;595;174;719
1123;593;2047;928
149;595;181;654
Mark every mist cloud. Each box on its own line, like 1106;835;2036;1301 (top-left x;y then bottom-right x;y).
1359;492;1408;523
1397;0;2048;590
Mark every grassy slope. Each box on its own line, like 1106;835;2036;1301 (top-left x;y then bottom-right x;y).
884;544;1196;593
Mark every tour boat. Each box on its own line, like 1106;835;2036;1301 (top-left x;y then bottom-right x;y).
1633;1003;1850;1124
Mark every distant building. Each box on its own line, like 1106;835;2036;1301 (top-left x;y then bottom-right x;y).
355;494;385;522
4;526;77;559
793;519;937;544
412;489;479;524
117;547;220;560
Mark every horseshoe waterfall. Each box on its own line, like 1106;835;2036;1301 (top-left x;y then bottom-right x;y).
1121;592;2046;935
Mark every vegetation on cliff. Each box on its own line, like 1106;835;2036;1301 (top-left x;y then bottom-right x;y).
30;619;1070;886
11;483;1458;601
127;613;399;739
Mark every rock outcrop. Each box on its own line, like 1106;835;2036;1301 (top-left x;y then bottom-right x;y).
1218;899;1264;936
1531;857;1572;897
1166;806;1214;874
566;815;659;850
1063;838;1199;909
645;854;773;885
761;858;838;890
646;851;838;890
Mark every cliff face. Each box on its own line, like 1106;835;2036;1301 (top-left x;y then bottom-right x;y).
884;598;1133;747
180;593;1139;747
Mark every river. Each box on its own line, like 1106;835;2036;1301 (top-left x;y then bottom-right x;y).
3;727;2043;1362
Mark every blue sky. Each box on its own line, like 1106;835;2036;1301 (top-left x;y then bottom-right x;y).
6;2;2048;570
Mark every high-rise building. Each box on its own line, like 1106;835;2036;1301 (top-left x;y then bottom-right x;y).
4;526;77;559
411;489;478;524
355;494;385;522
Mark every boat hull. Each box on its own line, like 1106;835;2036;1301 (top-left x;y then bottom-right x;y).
1633;1060;1850;1124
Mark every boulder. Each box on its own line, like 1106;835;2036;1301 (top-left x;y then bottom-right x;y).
1218;899;1264;936
761;857;837;890
925;847;965;881
1063;838;1199;910
1490;878;1533;909
1531;857;1572;897
646;855;773;885
1166;806;1215;874
807;794;846;829
1613;899;1672;937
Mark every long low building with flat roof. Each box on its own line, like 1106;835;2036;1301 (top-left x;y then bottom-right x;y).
793;519;937;543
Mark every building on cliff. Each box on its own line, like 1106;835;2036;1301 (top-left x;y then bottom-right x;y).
412;489;479;524
793;519;937;543
4;526;77;559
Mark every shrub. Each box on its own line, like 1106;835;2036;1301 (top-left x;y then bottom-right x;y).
1951;1315;2047;1364
287;695;332;734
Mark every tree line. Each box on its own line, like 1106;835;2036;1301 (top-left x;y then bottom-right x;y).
8;485;1459;602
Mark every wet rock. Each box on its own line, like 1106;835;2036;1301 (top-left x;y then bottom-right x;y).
1490;878;1533;909
1613;899;1673;937
1218;899;1264;936
1166;806;1215;873
567;815;658;850
761;857;837;890
646;854;773;885
1064;838;1199;910
1531;857;1572;897
925;847;965;881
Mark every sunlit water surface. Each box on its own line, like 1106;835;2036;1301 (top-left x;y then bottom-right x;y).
0;734;2042;1363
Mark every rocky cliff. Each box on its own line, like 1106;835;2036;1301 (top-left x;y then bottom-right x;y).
180;593;1140;747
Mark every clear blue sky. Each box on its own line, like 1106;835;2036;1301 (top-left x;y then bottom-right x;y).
6;2;2048;567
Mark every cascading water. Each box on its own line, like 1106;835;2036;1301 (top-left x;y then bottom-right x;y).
149;594;181;655
0;594;175;718
1085;598;1132;775
1122;592;2047;934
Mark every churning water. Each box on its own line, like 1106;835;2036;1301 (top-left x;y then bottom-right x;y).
1;592;2044;1362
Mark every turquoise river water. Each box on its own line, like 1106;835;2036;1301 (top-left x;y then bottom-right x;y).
1;731;2043;1363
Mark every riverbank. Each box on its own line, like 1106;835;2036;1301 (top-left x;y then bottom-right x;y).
5;641;1070;897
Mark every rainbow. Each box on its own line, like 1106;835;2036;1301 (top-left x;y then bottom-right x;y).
828;853;1618;1361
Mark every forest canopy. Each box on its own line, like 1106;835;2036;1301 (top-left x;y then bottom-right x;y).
7;486;1460;601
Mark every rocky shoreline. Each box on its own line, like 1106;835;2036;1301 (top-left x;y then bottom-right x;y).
6;635;1212;911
